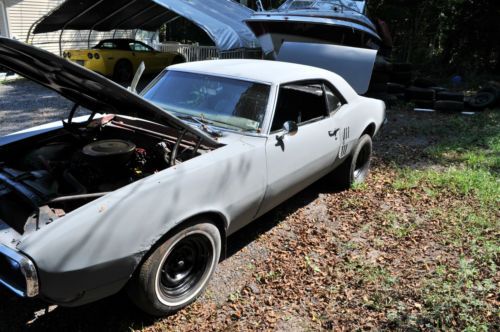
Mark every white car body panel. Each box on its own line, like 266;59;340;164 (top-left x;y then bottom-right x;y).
0;53;385;305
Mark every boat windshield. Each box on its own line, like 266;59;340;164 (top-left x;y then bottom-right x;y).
280;0;362;12
142;71;271;133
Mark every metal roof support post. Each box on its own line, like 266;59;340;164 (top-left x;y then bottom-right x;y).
87;0;140;48
58;0;107;56
26;4;62;44
26;17;44;44
87;30;92;48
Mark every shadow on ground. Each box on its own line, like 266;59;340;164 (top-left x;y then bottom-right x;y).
0;179;338;332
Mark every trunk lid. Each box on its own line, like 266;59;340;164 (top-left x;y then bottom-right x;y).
277;42;377;95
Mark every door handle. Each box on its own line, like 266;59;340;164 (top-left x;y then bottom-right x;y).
328;128;340;138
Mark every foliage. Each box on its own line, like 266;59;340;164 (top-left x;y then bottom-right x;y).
368;0;500;75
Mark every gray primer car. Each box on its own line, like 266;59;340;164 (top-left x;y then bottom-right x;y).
0;37;385;315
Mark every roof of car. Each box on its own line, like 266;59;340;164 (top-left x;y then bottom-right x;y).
95;39;147;49
168;59;341;85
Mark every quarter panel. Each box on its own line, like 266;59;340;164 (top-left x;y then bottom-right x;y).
18;137;267;301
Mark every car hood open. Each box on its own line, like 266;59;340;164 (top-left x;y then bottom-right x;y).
0;37;219;146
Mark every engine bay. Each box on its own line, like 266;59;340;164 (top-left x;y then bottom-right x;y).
0;115;215;236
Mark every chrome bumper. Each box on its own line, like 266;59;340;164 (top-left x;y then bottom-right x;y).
0;244;39;297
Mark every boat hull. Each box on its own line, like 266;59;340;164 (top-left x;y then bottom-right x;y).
246;16;381;58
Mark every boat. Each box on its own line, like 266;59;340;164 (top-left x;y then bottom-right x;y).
245;0;386;59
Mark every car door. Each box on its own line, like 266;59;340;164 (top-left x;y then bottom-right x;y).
257;81;344;215
129;42;156;71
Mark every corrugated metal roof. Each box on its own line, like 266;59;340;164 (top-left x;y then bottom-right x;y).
33;0;258;50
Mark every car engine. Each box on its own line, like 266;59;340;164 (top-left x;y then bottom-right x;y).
0;115;214;237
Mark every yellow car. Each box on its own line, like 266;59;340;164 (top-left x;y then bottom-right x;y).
63;39;185;82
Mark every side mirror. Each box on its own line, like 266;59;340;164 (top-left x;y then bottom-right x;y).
283;121;298;136
276;121;298;141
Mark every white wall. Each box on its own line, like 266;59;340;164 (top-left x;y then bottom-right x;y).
3;0;157;55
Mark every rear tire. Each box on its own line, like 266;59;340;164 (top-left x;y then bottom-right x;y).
333;134;372;189
113;59;133;83
405;86;436;101
128;221;221;316
171;55;185;65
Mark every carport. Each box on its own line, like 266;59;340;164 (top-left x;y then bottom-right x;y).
29;0;259;56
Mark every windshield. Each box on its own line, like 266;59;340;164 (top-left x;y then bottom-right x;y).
280;0;361;12
142;71;270;132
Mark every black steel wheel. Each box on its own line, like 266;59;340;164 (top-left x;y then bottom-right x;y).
332;134;373;189
352;136;372;183
128;221;221;316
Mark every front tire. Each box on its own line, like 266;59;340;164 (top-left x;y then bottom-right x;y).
332;134;373;189
128;221;221;316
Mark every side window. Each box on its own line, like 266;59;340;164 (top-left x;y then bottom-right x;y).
130;42;151;52
271;83;328;132
324;84;342;114
99;42;117;49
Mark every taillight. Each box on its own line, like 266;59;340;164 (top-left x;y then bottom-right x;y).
63;52;67;58
94;53;100;60
67;52;71;58
88;53;93;59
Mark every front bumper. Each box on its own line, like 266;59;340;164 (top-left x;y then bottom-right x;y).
0;244;39;298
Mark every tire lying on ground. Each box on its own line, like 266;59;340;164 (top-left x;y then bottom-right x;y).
413;77;438;88
436;91;464;102
390;71;412;85
405;86;436;101
467;91;497;110
478;87;500;105
429;86;448;93
387;82;406;94
435;100;465;112
413;99;435;109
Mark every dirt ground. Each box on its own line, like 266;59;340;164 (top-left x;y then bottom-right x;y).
0;79;498;331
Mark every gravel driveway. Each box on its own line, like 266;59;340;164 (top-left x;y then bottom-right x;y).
0;76;154;136
0;79;72;136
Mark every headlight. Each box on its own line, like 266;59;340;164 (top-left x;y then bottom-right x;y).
63;52;67;58
94;53;100;59
0;245;39;298
67;52;72;58
87;53;93;59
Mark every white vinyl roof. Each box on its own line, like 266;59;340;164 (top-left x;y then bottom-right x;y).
169;59;358;100
170;59;333;84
